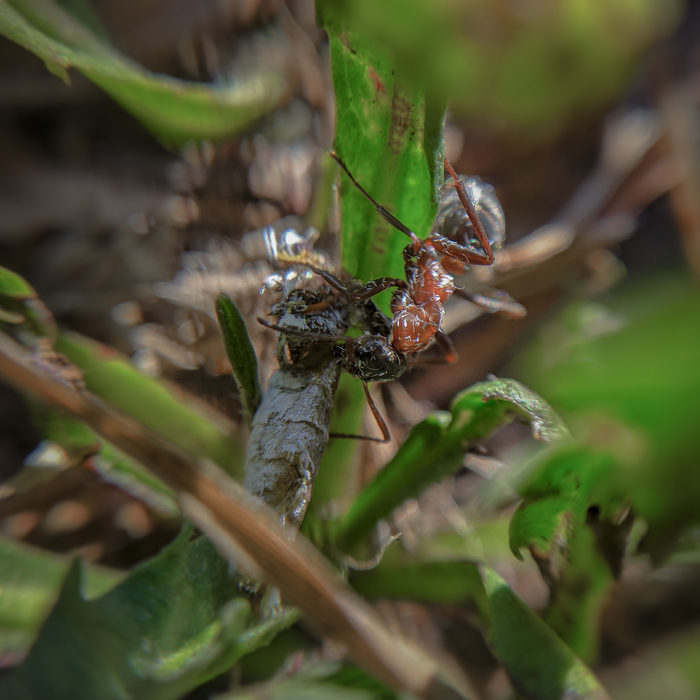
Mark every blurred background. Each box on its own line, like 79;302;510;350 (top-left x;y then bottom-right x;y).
1;0;700;697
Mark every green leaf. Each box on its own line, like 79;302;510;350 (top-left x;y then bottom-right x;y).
39;408;100;461
509;447;614;561
0;0;287;146
3;407;101;494
230;682;378;700
514;277;700;560
334;379;563;551
215;294;263;423
480;567;607;700
56;332;244;479
0;266;36;300
506;279;700;659
16;407;179;515
0;529;298;699
309;3;448;516
352;551;607;700
540;520;616;665
468;378;571;445
0;537;122;660
508;442;631;663
224;665;390;700
0;266;56;338
318;2;446;299
92;440;180;518
352;559;485;607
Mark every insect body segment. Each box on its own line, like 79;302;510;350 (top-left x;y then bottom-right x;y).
255;227;401;441
245;156;523;532
433;172;505;272
340;333;406;383
330;151;510;359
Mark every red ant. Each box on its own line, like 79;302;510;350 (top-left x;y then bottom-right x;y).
307;151;515;366
256;154;522;442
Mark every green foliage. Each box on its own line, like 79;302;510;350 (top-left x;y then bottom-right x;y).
506;276;700;661
309;374;366;508
516;277;700;560
481;567;607;700
352;557;484;607
352;550;607;700
32;409;180;516
215;294;263;423
507;445;622;662
311;0;449;510
0;0;287;146
318;0;446;298
318;0;680;134
333;379;566;552
92;439;180;518
0;537;122;660
0;266;36;301
0;528;298;700
0;265;56;337
509;446;616;561
223;661;399;700
56;332;244;479
1;1;693;697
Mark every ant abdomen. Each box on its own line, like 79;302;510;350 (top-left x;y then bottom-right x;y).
435;176;505;251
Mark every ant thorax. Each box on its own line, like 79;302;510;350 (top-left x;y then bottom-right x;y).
435;175;506;252
408;249;455;305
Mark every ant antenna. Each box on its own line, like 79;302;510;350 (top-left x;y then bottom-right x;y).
256;317;348;342
443;158;494;264
329;150;421;247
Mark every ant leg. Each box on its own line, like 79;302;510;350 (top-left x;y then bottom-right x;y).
310;266;407;301
434;330;458;363
329;150;422;253
407;331;459;366
431;233;493;266
363;382;391;442
349;277;407;300
453;288;527;319
330;382;390;443
444;158;495;265
257;317;346;342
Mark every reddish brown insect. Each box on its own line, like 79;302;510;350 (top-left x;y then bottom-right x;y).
315;151;515;364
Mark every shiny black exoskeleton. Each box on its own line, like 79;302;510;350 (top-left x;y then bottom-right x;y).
336;334;407;383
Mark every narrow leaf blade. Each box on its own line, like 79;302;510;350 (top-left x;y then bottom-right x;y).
215;294;263;422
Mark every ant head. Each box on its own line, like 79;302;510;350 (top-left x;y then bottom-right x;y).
343;335;407;383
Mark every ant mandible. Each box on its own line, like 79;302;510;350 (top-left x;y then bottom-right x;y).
310;151;504;363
